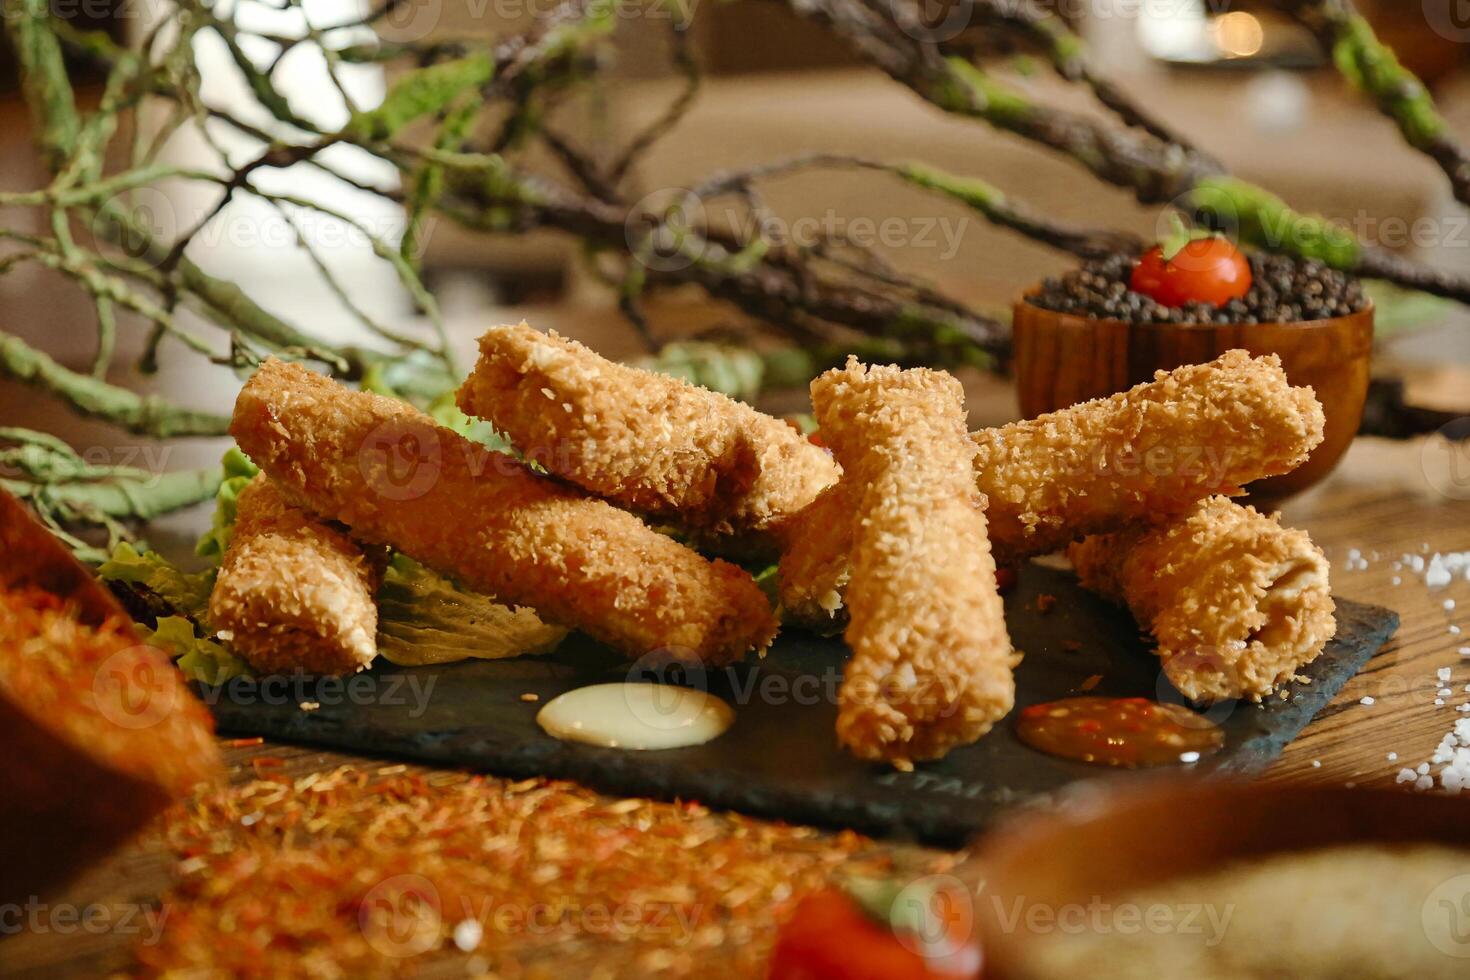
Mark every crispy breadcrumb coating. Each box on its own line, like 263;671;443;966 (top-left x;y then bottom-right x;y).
455;322;839;549
231;359;776;665
774;482;854;628
1068;496;1336;703
813;359;1017;768
976;350;1322;559
780;350;1324;626
209;475;385;676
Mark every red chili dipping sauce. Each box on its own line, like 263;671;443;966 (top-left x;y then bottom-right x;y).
1015;696;1224;768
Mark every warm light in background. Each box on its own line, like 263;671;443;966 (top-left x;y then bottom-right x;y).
1212;11;1265;59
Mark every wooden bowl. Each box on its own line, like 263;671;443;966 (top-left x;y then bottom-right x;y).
1012;297;1374;499
970;778;1470;979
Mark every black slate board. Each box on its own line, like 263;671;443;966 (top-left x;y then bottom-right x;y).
203;563;1398;846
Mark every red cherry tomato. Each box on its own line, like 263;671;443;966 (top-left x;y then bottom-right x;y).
769;890;934;980
1129;237;1252;308
768;888;980;980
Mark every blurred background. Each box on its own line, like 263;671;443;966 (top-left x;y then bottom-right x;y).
2;0;1468;476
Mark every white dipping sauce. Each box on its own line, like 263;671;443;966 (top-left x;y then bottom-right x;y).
535;683;735;750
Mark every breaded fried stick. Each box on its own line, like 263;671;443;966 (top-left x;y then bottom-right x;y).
1068;496;1336;703
231;360;776;665
455;323;839;548
780;350;1324;626
814;359;1017;768
209;474;385;676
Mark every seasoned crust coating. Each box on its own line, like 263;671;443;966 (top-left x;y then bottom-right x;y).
775;482;855;628
455;322;840;547
209;475;385;676
813;359;1017;768
1068;496;1336;703
780;350;1324;626
231;359;776;666
975;349;1322;559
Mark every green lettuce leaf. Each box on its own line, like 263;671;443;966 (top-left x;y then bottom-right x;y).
196;447;260;560
98;543;245;681
376;556;567;666
145;615;250;685
97;541;214;620
360;361;513;453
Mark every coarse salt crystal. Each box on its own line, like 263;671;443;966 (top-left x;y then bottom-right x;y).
1418;763;1431;774
1396;768;1417;783
1386;752;1398;762
1439;667;1453;682
1359;696;1376;706
1414;775;1434;791
1392;576;1402;586
1448;600;1459;611
1311;760;1322;768
453;918;483;952
1453;626;1464;635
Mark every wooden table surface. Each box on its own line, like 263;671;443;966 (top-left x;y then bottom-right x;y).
5;392;1470;978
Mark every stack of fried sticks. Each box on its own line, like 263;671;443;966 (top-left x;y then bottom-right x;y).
218;324;1333;769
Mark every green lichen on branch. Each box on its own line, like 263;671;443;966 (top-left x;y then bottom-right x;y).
1186;176;1361;269
894;160;1139;258
0;332;230;437
3;0;79;171
403;94;485;260
345;54;497;143
1277;1;1469;203
1329;14;1445;147
2;427;223;560
896;161;1007;212
932;57;1034;129
10;466;223;523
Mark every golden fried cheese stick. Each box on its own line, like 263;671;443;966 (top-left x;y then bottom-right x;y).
815;359;1017;768
780;350;1324;625
209;474;385;676
231;360;776;665
1068;496;1336;703
454;322;839;547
